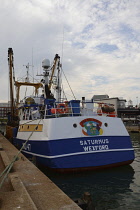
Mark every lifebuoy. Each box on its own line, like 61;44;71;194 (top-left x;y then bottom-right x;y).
97;103;103;116
57;103;69;114
107;112;116;117
97;109;102;116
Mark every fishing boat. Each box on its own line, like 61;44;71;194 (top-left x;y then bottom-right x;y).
7;48;135;171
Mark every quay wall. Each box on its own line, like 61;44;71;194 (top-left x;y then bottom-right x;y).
0;133;81;210
126;125;140;133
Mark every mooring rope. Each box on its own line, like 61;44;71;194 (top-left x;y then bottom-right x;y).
0;119;42;189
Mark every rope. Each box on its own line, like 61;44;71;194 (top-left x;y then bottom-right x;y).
0;119;42;189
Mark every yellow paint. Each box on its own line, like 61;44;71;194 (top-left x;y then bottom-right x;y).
19;124;43;132
99;128;103;135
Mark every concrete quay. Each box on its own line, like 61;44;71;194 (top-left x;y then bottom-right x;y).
0;133;81;210
126;125;140;133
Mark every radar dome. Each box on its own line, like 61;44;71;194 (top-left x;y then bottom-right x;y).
42;59;50;69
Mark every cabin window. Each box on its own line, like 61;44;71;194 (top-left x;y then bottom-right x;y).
36;126;38;130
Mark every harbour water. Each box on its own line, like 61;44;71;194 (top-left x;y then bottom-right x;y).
42;133;140;210
0;125;139;209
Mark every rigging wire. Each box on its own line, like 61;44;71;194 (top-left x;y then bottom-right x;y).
61;67;76;100
59;19;76;101
57;0;76;102
61;84;67;101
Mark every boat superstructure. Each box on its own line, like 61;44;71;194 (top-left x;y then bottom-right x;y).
7;48;135;171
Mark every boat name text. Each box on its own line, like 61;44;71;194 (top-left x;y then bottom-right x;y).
80;139;109;152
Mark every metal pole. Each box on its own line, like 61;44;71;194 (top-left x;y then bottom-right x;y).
8;48;14;121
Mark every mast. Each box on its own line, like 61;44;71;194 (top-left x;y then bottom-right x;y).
55;56;61;102
24;63;30;82
8;48;15;120
41;54;61;101
48;54;61;102
48;54;60;89
15;63;42;108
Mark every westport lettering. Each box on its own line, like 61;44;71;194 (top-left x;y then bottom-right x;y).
80;139;109;152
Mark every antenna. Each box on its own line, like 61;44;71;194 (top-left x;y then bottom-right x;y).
32;47;34;82
23;63;33;83
61;26;65;65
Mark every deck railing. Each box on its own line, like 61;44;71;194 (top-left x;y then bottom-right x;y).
19;102;117;120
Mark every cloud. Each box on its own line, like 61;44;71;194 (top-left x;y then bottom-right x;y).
96;43;118;53
0;0;140;106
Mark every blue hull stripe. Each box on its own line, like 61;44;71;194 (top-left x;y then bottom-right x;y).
22;148;134;159
14;135;135;169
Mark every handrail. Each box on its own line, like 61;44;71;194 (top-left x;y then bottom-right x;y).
18;101;117;120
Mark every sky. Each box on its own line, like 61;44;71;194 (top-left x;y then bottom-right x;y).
0;0;140;106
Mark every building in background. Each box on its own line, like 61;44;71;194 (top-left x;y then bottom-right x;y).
92;95;126;115
0;102;10;120
92;95;140;126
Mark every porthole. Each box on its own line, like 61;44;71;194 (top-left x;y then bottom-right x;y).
104;123;108;127
73;123;77;128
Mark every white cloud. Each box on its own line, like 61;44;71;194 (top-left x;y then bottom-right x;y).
0;0;140;105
